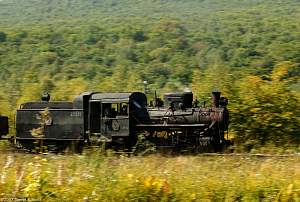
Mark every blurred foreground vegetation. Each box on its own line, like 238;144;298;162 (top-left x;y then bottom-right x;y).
0;0;299;150
1;152;300;201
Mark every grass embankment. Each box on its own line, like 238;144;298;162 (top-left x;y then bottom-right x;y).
0;151;300;201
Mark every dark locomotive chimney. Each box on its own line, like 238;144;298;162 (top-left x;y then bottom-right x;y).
212;92;221;108
41;93;50;102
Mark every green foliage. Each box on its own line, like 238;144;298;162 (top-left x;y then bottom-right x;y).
230;62;300;150
1;153;300;201
0;31;6;42
0;0;299;148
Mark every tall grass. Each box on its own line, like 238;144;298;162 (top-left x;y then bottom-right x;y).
1;150;300;201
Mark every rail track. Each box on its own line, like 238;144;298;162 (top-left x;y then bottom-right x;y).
0;144;299;158
1;136;299;157
196;153;300;158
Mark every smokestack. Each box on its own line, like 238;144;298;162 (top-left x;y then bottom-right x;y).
41;93;50;102
212;92;221;108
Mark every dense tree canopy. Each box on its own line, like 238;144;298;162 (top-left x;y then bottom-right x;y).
0;0;299;149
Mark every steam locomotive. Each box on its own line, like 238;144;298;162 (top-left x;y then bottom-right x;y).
0;91;229;152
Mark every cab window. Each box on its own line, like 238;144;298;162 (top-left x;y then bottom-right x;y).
102;103;128;117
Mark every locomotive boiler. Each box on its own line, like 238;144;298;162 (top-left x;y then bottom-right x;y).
137;91;229;151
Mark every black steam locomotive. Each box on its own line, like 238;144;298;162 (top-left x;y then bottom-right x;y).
0;91;229;152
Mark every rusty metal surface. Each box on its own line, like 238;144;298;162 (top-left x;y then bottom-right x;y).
16;109;84;140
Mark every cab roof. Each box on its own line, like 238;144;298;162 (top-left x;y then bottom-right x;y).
90;92;146;103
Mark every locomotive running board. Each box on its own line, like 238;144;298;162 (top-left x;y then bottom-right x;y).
14;137;84;141
136;124;206;127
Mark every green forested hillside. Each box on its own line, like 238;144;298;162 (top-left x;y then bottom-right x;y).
0;0;299;149
1;0;300;27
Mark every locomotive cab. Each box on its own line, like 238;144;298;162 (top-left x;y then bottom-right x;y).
87;92;148;144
